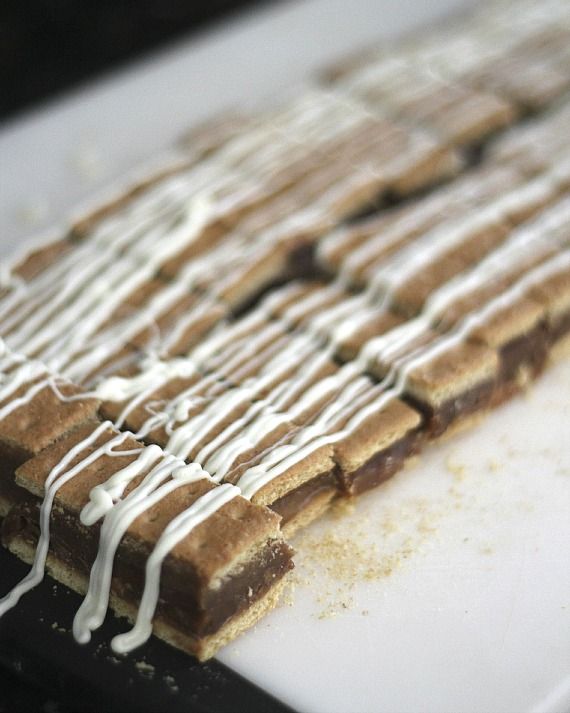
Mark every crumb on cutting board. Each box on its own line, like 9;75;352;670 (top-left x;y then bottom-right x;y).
445;453;467;479
287;495;444;620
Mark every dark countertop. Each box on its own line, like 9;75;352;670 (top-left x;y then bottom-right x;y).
0;548;294;713
0;0;278;123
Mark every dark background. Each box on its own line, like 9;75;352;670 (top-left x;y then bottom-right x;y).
0;0;279;123
0;2;280;709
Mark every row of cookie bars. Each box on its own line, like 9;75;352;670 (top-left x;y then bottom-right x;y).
1;110;569;659
2;0;570;389
76;126;570;525
1;0;570;662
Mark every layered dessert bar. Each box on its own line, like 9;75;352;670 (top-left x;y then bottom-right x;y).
2;421;293;661
0;346;99;515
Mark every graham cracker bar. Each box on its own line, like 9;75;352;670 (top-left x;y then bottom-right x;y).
1;422;293;661
316;161;527;283
363;324;499;438
96;335;341;528
335;55;516;147
526;255;570;360
489;99;570;177
0;347;99;514
227;369;423;511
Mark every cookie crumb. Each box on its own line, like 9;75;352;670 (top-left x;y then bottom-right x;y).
135;660;155;679
331;498;356;519
70;142;106;181
487;459;502;473
445;454;466;479
164;674;179;693
17;196;50;227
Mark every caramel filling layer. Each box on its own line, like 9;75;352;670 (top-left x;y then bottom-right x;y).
550;308;570;345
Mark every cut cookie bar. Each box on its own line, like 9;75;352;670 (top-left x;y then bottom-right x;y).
96;336;341;531
463;29;570;112
394;5;570;112
316;161;526;283
318;165;565;320
526;254;570;360
488;99;570;177
1;422;293;661
2;234;76;286
332;395;422;496
0;348;99;515
361;213;570;434
364;326;499;438
336;55;516;147
260;281;405;362
223;365;422;509
468;297;547;403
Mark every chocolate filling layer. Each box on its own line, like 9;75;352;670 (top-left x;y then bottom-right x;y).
499;322;549;383
2;496;293;640
549;308;570;345
338;429;423;496
405;379;495;438
491;322;550;405
0;477;29;517
270;470;338;523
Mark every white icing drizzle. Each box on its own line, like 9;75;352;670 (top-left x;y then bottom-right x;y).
0;421;125;616
69;181;570;506
234;245;570;498
316;162;524;276
0;348;96;424
72;455;210;644
221;190;567;494
0;359;46;409
0;227;65;291
79;444;165;526
0;69;445;385
0;415;240;656
3;189;565;524
165;384;257;461
0;378;50;423
110;482;240;654
93;357;197;404
16;164;557;517
0;103;356;378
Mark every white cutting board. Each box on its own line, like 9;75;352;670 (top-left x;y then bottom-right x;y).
1;1;569;712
